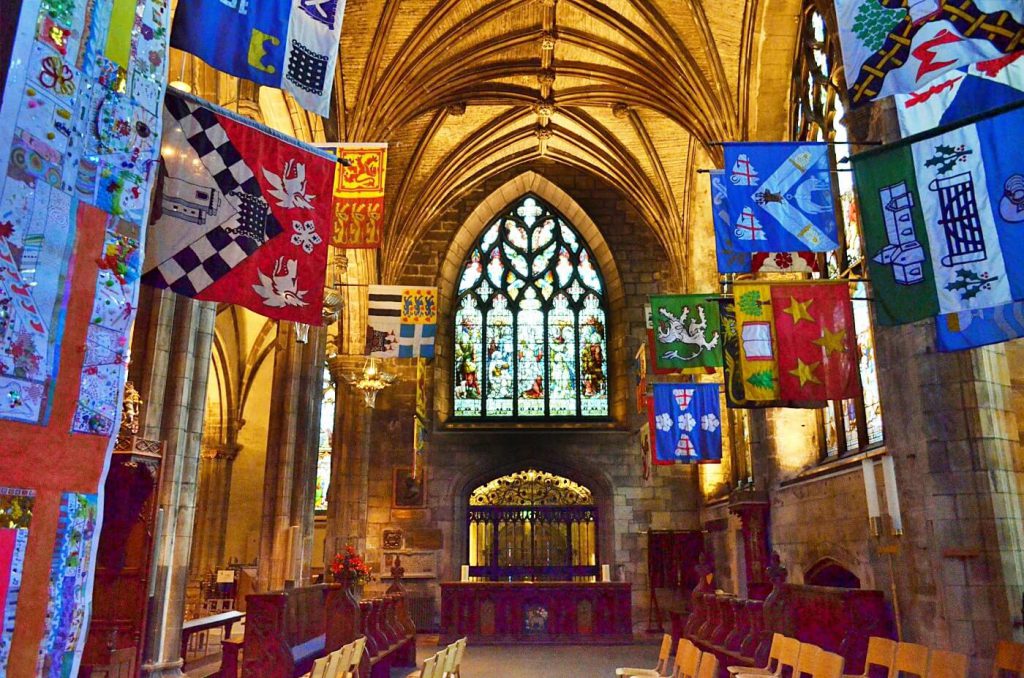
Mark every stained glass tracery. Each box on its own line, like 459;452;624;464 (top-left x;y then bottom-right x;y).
453;195;609;419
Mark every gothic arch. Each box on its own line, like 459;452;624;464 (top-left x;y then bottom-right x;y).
805;557;862;589
434;171;628;423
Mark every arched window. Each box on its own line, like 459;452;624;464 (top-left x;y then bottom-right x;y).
314;365;334;512
452;194;609;419
792;2;883;457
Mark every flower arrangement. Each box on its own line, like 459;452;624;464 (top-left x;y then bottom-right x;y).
331;545;373;585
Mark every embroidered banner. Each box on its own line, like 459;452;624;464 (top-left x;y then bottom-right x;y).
650;383;722;464
852;99;1024;324
327;143;388;249
649;295;722;371
895;52;1024;136
366;285;437;358
723;143;839;252
143;90;333;325
170;0;345;116
834;0;1024;107
936;300;1024;351
771;282;861;401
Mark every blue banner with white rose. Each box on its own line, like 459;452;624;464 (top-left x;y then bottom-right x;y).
650;383;722;464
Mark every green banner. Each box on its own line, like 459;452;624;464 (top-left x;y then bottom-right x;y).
649;294;722;370
851;142;939;325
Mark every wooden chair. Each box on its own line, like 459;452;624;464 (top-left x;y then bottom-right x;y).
926;650;967;678
737;636;802;678
617;634;674;677
414;654;436;678
845;637;898;678
729;633;785;676
795;644;821;678
992;641;1024;678
889;642;930;678
344;637;367;678
428;649;449;678
444;637;467;678
324;646;347;678
307;655;331;678
815;649;846;678
695;652;719;678
674;640;703;678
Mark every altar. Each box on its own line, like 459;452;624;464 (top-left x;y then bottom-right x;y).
440;581;632;644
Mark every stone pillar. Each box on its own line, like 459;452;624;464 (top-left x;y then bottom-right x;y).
190;434;242;577
255;321;325;591
138;292;217;678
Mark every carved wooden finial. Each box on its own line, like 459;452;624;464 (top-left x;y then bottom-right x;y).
120;381;142;435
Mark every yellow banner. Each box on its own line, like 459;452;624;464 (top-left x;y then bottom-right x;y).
733;282;781;401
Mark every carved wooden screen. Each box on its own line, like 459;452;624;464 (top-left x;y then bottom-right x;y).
467;470;598;582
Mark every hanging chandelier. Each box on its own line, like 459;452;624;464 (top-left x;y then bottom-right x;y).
342;357;397;408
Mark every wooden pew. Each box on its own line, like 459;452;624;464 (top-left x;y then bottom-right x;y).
224;584;330;678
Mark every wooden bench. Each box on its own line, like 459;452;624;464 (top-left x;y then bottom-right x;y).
180;610;244;662
224;585;330;678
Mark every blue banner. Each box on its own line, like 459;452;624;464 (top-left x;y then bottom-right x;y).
651;383;722;464
723;142;838;253
712;170;751;273
170;0;344;116
936;302;1024;352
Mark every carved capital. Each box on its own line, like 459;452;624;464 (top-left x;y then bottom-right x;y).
536;70;556;86
611;102;630;119
445;101;467;116
535;125;554;141
532;100;555;118
537;32;557;51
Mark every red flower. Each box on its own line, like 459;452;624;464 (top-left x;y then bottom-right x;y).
773;252;793;269
0;221;13;239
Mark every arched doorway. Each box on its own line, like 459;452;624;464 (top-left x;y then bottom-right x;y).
467;469;598;582
805;558;861;589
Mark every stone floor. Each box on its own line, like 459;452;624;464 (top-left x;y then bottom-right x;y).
392;636;660;678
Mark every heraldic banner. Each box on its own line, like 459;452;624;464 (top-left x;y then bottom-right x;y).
649;383;722;464
170;0;345;115
649;294;722;372
367;285;438;358
143;90;334;325
852;99;1024;325
771;282;860;401
327;143;388;249
894;52;1024;137
723;142;839;253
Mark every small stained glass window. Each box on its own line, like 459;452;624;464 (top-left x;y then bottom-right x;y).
315;366;335;512
453;195;609;419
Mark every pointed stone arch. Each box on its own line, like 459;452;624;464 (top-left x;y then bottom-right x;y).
434;171;627;423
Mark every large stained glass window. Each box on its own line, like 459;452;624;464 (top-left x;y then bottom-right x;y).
453;195;609;419
793;3;883;456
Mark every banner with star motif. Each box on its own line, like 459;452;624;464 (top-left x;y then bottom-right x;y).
650;383;722;464
143;90;333;325
723;143;839;253
771;282;860;401
326;143;388;249
649;295;722;372
852;99;1024;325
834;0;1023;108
712;170;819;275
170;0;345;115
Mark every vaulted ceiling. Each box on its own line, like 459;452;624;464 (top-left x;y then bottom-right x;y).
336;0;804;283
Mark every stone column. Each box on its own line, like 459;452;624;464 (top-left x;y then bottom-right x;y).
255;321;326;591
190;434;242;577
138;293;217;678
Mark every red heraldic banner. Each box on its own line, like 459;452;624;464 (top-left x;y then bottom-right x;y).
328;143;388;249
143;92;334;325
771;282;860;401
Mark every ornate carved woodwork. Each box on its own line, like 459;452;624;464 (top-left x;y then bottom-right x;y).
440;582;632;644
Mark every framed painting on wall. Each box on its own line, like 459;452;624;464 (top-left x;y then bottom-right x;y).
393;467;426;508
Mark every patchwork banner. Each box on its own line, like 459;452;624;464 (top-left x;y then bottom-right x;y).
327;143;388;249
771;282;861;401
712;170;818;275
852;99;1024;325
936;300;1024;351
723;143;839;252
895;52;1024;136
143;90;334;325
649;294;722;372
834;0;1024;107
366;285;437;358
170;0;345;116
650;383;722;464
0;488;33;675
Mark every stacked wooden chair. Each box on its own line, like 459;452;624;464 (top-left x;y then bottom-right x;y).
618;637;715;678
616;634;674;677
406;637;467;678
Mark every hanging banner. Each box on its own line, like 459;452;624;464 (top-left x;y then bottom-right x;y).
650;383;722;464
143;90;334;325
366;285;437;358
170;0;345;116
852;99;1024;325
326;143;388;249
649;294;723;372
834;0;1023;107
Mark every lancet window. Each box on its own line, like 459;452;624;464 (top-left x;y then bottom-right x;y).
792;3;884;456
452;195;609;419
